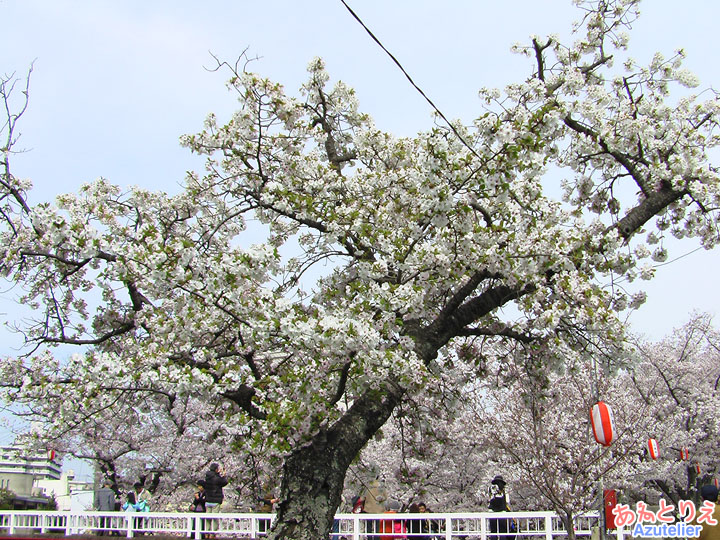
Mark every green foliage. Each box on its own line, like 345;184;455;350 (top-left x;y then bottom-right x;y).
0;488;16;510
42;491;58;510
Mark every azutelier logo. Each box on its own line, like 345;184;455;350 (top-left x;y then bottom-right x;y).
631;522;702;538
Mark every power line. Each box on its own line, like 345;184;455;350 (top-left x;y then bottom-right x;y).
339;0;481;161
607;246;706;288
653;246;704;268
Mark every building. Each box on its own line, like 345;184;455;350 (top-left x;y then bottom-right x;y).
36;469;96;511
0;444;61;509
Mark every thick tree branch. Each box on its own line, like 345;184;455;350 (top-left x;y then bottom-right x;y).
563;115;690;240
410;281;536;363
613;187;687;240
458;325;536;344
221;384;267;420
329;356;354;406
563;115;652;195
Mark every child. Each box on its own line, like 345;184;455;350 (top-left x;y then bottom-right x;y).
191;481;207;512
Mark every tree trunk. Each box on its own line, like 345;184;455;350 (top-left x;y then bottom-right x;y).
561;511;576;540
268;378;404;540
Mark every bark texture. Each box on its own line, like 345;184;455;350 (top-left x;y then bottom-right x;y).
268;378;404;540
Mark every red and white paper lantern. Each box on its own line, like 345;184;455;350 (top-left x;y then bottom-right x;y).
647;438;659;460
679;447;690;461
47;449;56;461
590;401;616;447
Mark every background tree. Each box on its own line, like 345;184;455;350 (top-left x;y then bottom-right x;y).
466;344;651;539
11;382;281;510
2;1;720;538
345;385;492;512
624;313;720;505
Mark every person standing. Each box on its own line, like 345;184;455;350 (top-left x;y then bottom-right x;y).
204;463;229;512
351;495;366;514
257;492;279;535
418;502;437;539
122;491;137;512
189;480;208;539
407;503;427;540
133;482;151;512
131;482;151;536
697;484;720;540
191;481;207;512
488;475;510;540
94;478;117;536
379;500;406;540
203;463;228;537
351;495;371;539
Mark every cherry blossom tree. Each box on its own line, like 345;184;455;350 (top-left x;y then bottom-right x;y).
465;343;652;539
624;314;720;505
345;386;495;512
14;389;242;508
449;315;720;534
6;366;282;510
2;1;720;538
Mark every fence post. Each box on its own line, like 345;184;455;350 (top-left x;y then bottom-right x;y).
445;516;452;540
353;515;360;540
66;512;74;535
545;513;553;540
8;512;15;535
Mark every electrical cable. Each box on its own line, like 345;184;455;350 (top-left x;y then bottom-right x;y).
339;0;482;161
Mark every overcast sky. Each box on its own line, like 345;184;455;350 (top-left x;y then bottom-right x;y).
2;1;719;449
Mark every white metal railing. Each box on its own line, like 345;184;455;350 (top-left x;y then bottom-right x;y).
0;510;630;539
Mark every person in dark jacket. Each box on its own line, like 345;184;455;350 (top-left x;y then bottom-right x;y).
488;475;512;540
191;480;207;512
189;480;208;538
204;463;228;512
407;503;427;540
696;485;720;540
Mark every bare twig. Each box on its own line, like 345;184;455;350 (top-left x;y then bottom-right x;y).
1;62;35;221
